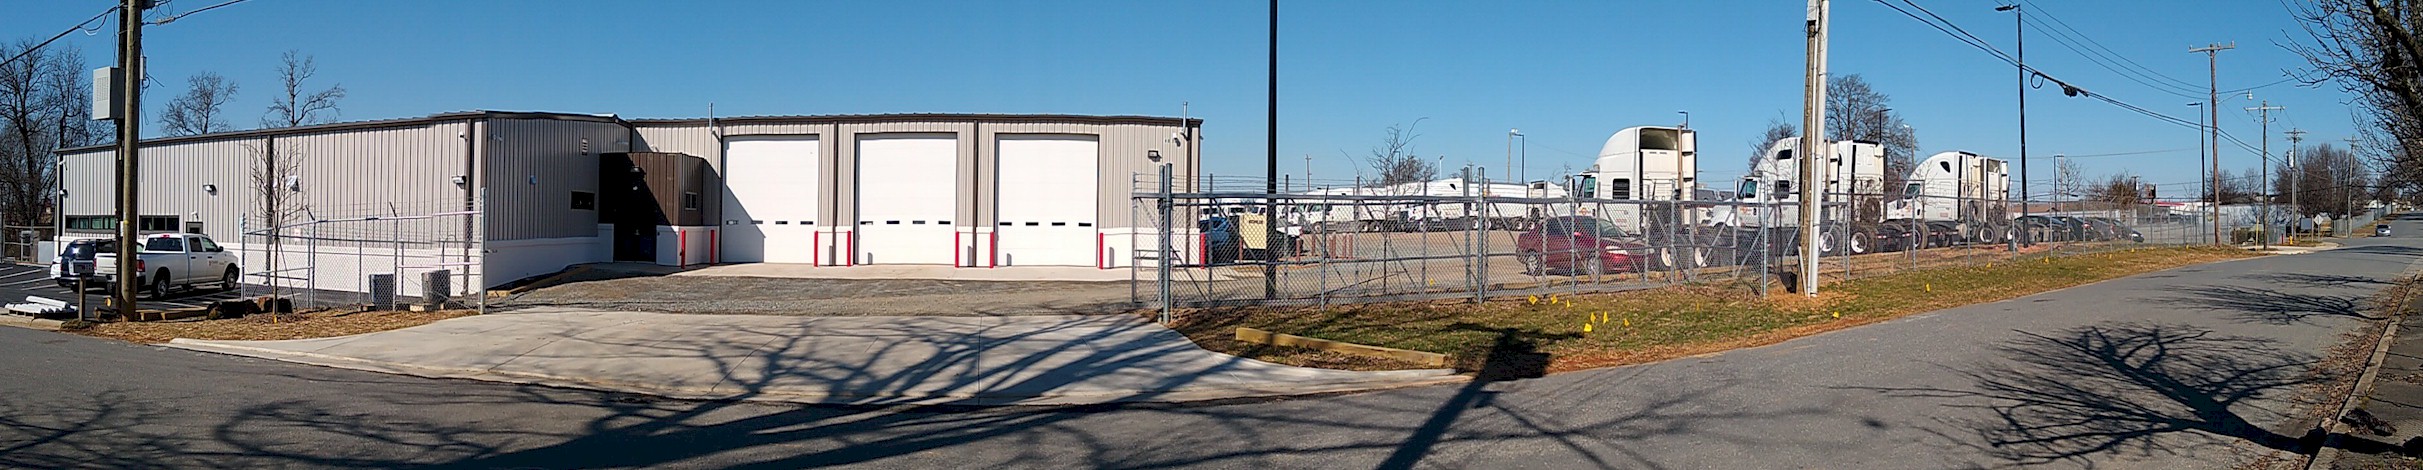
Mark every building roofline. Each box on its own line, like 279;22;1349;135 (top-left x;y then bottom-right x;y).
625;113;1202;127
57;110;623;154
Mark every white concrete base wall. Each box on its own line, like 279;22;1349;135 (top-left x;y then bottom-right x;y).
656;226;716;266
485;236;608;290
1101;227;1203;269
225;242;476;298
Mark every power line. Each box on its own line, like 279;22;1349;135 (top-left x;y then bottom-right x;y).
2019;16;2205;99
0;6;120;70
2015;0;2204;90
1873;0;2277;161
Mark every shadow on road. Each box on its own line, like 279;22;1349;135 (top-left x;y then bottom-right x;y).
2161;284;2376;325
1856;322;2403;466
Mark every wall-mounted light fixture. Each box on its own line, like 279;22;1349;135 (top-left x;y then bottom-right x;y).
284;175;301;192
1147;149;1163;163
450;175;469;187
201;183;216;195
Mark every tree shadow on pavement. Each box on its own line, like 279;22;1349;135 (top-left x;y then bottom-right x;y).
2245;272;2389;289
0;310;1868;468
2160;284;2376;325
1855;322;2403;466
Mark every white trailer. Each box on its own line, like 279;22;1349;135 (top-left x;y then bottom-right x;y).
1289;179;1568;232
1885;151;2012;244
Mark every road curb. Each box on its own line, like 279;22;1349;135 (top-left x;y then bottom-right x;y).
2307;253;2423;469
0;315;62;330
164;338;1470;407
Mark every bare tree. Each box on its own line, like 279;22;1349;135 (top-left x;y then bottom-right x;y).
2280;143;2372;217
1359;122;1436;187
1825;74;1921;197
2054;158;2085;203
2288;1;2423;196
2213;168;2255;204
160;72;238;136
245;139;307;296
0;40;101;232
1748;118;1796;170
262;50;344;128
2084;172;2143;206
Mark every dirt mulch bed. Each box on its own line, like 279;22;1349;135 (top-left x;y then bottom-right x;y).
72;310;477;344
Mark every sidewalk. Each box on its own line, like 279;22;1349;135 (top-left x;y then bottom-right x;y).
165;307;1463;406
2321;302;2423;468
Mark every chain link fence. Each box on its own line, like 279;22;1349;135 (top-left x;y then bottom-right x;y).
238;198;483;311
1129;173;2215;310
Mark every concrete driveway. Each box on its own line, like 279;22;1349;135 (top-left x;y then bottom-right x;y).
165;307;1463;406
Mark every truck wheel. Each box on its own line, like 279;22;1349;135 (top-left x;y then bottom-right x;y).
149;270;172;299
221;267;240;292
1848;228;1874;255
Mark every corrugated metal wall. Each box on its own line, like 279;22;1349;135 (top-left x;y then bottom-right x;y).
482;118;632;241
56;121;475;241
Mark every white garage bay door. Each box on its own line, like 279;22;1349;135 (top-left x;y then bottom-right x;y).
856;134;959;265
721;137;820;264
995;135;1099;266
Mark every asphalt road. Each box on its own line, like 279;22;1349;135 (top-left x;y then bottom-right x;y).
1;217;2416;469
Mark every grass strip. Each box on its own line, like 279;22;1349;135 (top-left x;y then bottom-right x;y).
1163;245;2257;374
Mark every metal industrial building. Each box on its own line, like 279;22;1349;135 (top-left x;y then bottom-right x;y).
55;111;1202;298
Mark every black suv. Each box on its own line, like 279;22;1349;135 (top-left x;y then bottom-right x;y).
50;239;116;289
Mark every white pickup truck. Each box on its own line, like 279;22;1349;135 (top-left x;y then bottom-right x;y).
95;233;242;298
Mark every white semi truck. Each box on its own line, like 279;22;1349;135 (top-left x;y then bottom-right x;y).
1708;137;1896;256
1571;126;1699;232
1886;151;2012;245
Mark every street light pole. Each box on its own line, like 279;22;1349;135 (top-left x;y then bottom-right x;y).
1506;129;1520;187
1998;4;2030;248
2190;102;2206;243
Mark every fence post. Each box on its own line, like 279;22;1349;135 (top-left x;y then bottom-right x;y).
1157;163;1175;324
1475;167;1489;303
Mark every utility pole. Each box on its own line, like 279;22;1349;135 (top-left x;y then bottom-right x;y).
2192;42;2232;245
2349;136;2362;229
2287;128;2306;233
1999;4;2028;250
1797;0;1829;296
2248;101;2282;249
113;0;148;316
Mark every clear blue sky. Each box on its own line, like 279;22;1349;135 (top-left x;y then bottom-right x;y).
5;0;2354;199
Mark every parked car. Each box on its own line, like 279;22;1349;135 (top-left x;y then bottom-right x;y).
94;233;241;298
1514;216;1650;276
2014;216;2068;243
2083;217;2144;243
49;238;116;289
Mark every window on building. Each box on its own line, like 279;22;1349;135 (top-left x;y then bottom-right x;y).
139;216;179;232
66;216;114;230
571;191;597;210
682;192;701;211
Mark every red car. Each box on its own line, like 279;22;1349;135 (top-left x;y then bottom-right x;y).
1515;216;1650;276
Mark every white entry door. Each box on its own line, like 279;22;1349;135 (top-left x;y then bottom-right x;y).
721;137;820;264
995;135;1099;266
855;134;959;265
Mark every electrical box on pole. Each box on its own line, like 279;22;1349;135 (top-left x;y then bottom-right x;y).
91;67;117;121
